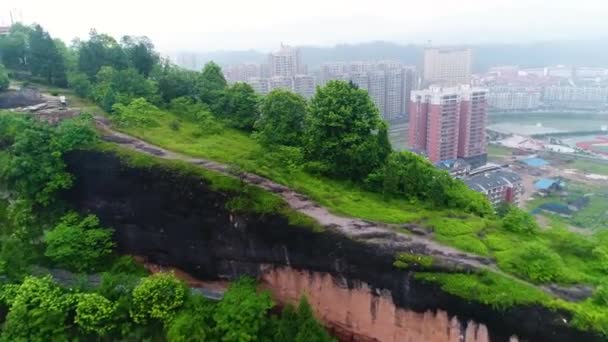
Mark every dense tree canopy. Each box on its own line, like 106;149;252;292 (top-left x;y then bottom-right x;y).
121;36;159;77
44;213;115;272
28;25;67;86
502;206;539;234
77;29;128;78
1;276;71;341
130;272;187;324
74;293;118;336
255;89;307;146
154;61;199;103
0;63;8;91
213;277;274;342
215;82;259;130
198;61;227;105
304;80;391;180
0;24;31;71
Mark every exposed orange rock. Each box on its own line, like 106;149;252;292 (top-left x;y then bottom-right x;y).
260;266;493;342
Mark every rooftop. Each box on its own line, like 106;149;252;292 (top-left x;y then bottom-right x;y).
464;170;521;192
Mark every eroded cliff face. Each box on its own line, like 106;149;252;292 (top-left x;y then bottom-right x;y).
260;266;493;342
62;151;602;342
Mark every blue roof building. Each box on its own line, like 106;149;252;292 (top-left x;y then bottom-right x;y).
522;157;549;167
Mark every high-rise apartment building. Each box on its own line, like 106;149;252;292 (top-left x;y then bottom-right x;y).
368;70;387;117
224;64;262;83
349;72;369;91
319;61;417;121
408;85;488;166
458;89;488;165
247;77;270;95
423;47;472;86
322;62;349;82
385;69;404;120
269;76;294;91
269;44;303;77
294;74;316;99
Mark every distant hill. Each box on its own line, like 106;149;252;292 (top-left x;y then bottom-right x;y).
184;40;608;72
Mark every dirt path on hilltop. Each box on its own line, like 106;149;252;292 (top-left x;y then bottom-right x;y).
93;116;588;301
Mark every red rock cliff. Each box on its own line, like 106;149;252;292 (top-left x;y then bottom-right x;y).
260;266;502;342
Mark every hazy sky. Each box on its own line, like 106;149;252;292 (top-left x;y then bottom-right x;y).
1;0;607;53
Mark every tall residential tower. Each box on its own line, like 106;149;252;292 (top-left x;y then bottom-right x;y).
408;85;487;166
423;47;472;86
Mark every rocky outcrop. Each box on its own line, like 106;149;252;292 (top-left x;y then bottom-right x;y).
260;266;493;342
62;150;603;342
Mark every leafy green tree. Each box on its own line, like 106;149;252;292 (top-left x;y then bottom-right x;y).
215;82;259;130
28;25;67;86
1;276;71;342
594;279;608;306
213;277;274;342
92;66;159;107
0;114;96;205
130;272;187;324
121;36;159;77
44;213;114;272
0;63;9;91
294;297;334;342
304;80;391;180
54;113;98;150
198;61;227;105
112;97;161;127
74;293;118;336
153;60;199;103
77;29;128;78
502;206;539;234
254;89;306;146
68;71;93;98
167;295;216;342
272;304;299;341
0;24;31;70
1;124;72;205
0;234;33;280
497;242;565;283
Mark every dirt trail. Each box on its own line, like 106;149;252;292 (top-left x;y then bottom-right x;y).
93;117;585;301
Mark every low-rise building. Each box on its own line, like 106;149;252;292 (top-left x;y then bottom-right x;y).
487;87;541;111
464;171;523;205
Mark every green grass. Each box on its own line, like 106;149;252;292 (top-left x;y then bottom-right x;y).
569;159;608;176
393;253;434;269
119;111;439;224
415;271;554;310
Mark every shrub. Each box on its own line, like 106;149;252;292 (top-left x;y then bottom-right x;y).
254;89;306;147
44;213;115;272
594;280;608;306
1;276;71;341
111;98;160;127
497;242;565;283
130;272;187;324
74;293;118;336
502;206;538;234
213;277;274;341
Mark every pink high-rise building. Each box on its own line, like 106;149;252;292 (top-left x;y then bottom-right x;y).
408;86;488;166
